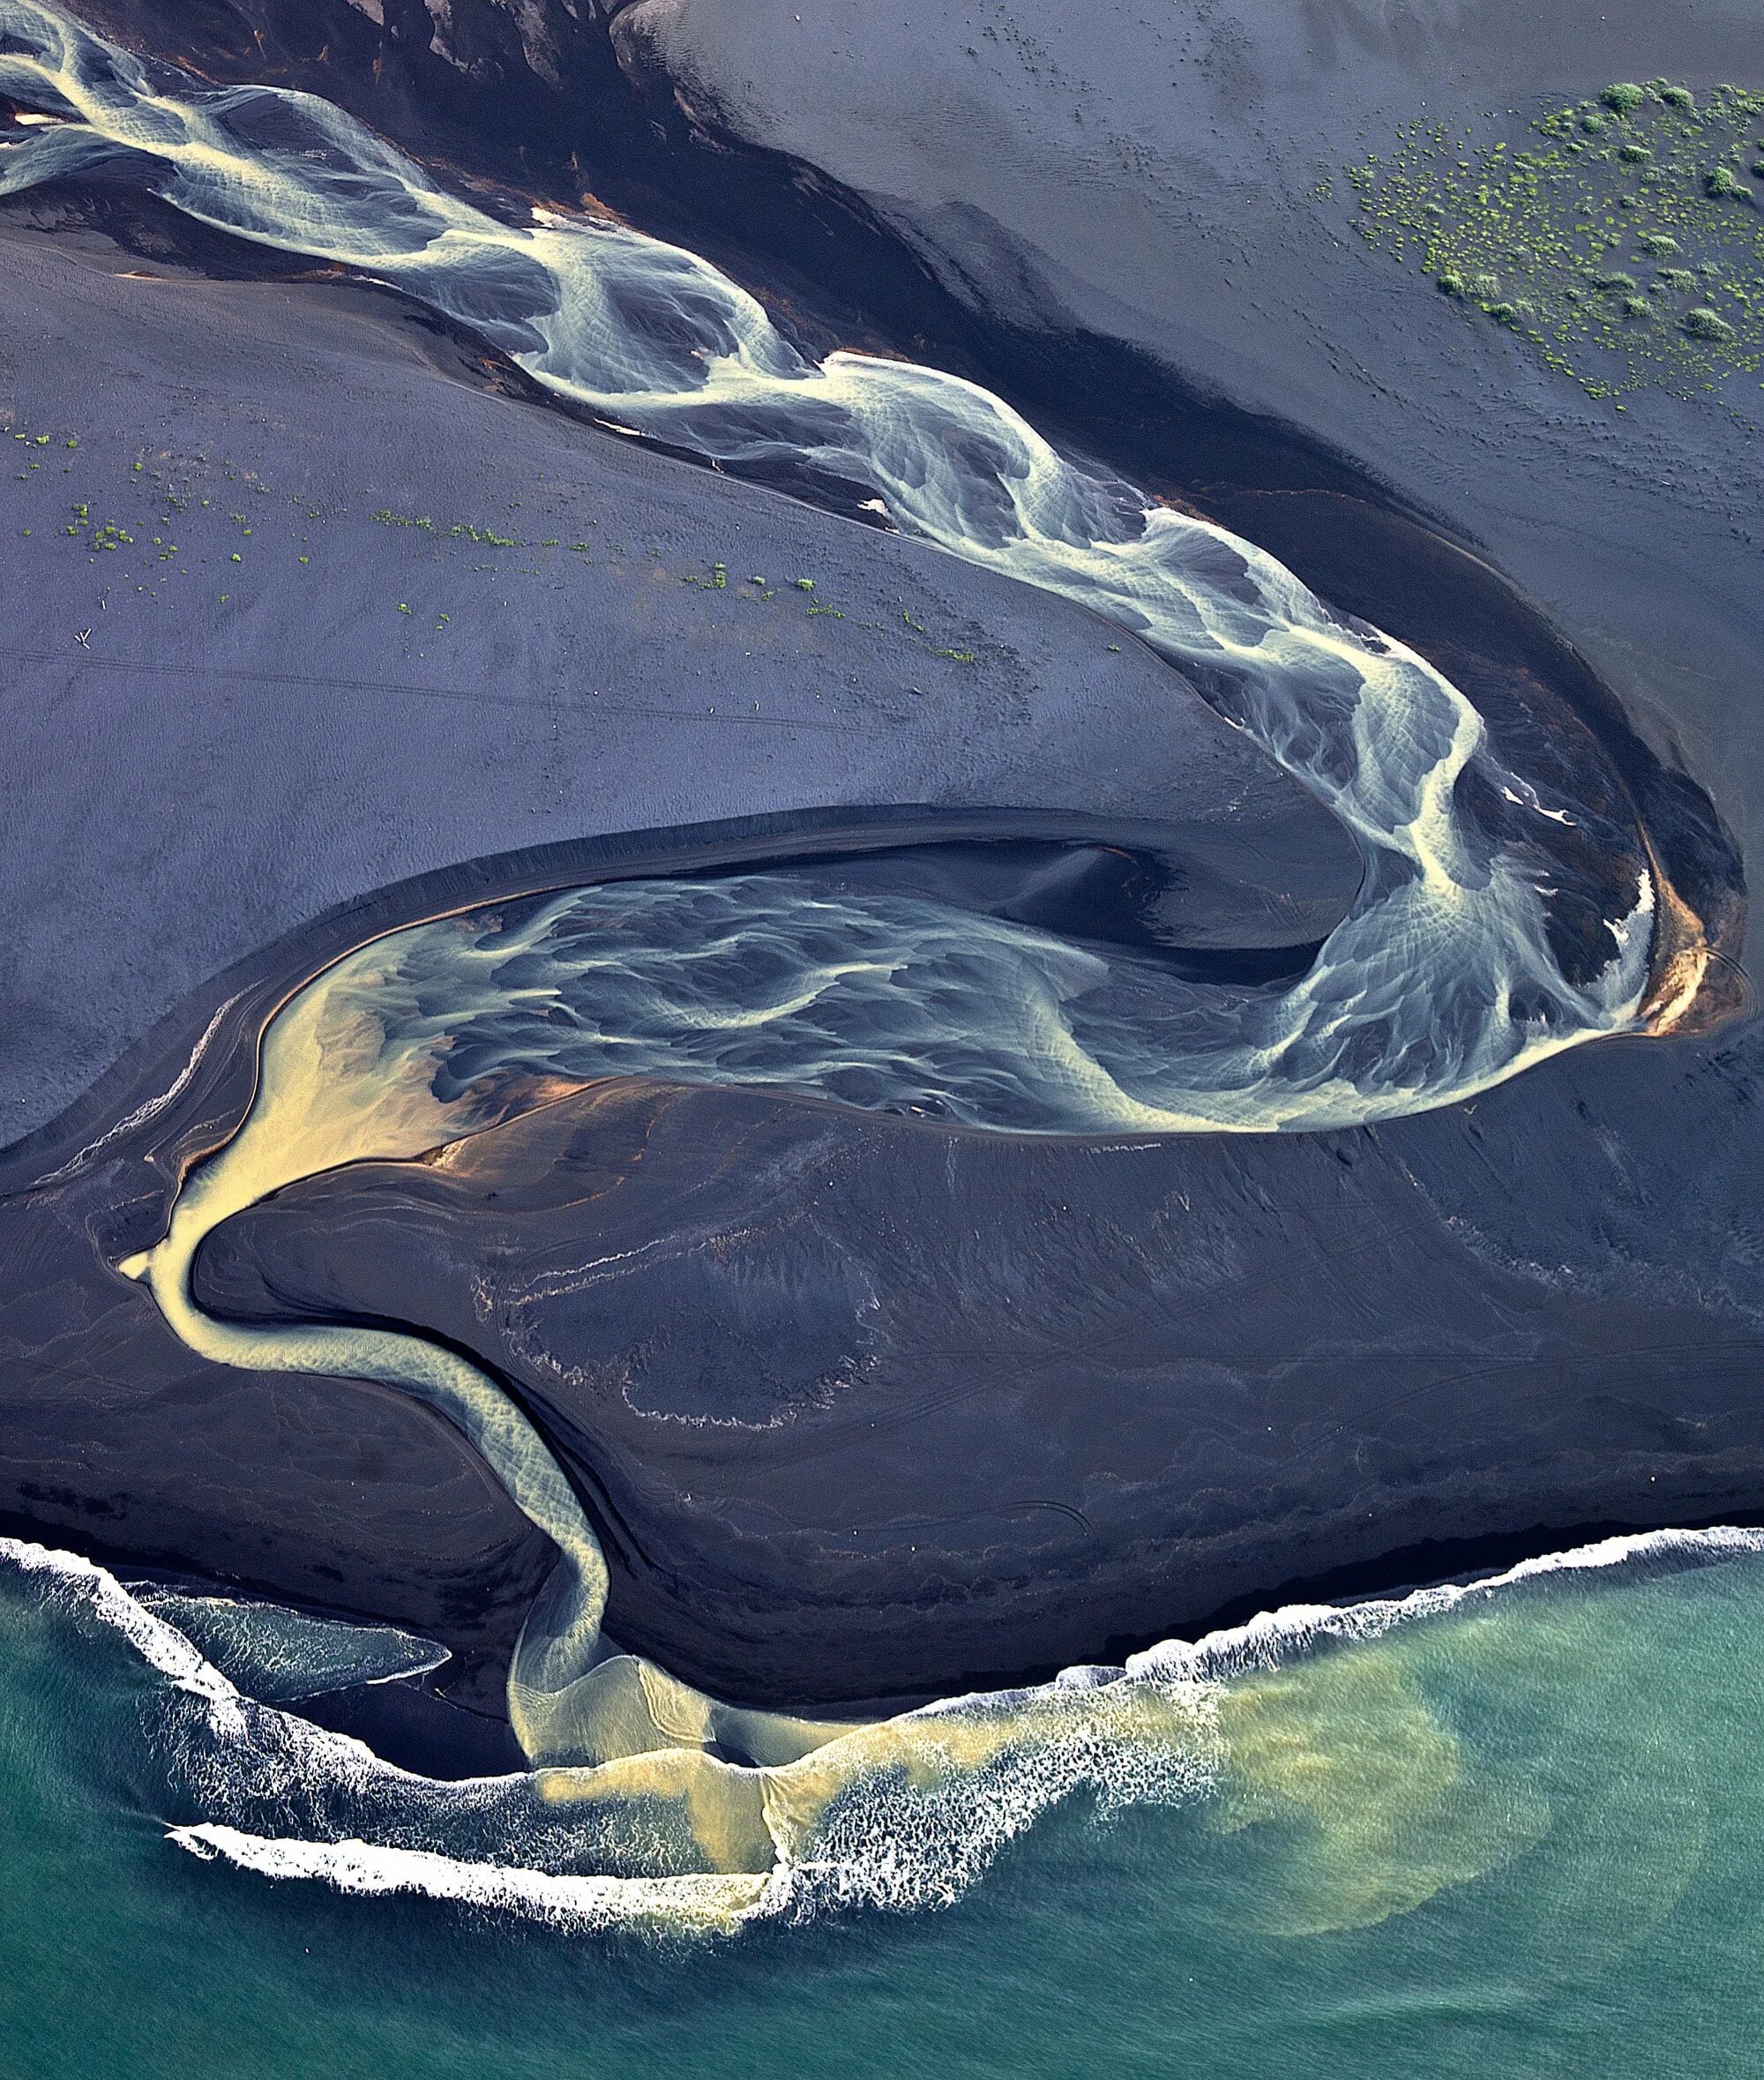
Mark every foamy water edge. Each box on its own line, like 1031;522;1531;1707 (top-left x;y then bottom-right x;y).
5;1526;1759;1938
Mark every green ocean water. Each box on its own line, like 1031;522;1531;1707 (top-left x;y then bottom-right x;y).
4;1535;1763;2079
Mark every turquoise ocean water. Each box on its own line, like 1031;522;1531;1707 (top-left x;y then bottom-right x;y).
6;1532;1763;2078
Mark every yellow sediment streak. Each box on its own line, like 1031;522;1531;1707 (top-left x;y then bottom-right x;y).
115;932;880;1882
110;913;1562;1921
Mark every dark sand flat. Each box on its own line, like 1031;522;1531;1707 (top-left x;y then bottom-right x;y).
1;222;1348;1147
619;0;1764;963
2;9;1761;1732
3;791;1758;1713
183;1022;1764;1708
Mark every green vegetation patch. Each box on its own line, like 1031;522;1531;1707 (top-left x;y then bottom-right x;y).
1337;79;1764;396
371;506;520;547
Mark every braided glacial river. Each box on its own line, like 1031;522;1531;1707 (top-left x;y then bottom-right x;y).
0;0;1723;1932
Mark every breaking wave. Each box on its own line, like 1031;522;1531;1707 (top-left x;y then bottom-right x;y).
7;1527;1760;1937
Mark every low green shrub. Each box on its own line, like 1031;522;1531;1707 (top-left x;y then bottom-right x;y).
1684;304;1735;338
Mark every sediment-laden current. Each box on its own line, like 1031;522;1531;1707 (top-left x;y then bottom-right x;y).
0;0;1723;1926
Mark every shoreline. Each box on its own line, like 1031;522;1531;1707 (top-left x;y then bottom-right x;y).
11;1508;1764;1786
9;793;1761;1725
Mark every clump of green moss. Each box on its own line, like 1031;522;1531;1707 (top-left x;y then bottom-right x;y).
1684;304;1736;338
1334;78;1764;395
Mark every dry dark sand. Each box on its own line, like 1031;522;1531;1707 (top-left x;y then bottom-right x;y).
188;1046;1764;1709
3;802;1760;1714
0;221;1345;1146
0;213;1354;1714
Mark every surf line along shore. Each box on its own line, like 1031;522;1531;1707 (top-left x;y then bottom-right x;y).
0;0;1735;1889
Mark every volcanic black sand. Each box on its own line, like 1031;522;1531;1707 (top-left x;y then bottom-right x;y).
189;1044;1764;1710
4;803;1760;1720
617;0;1764;965
1;219;1359;1142
1;0;1760;1742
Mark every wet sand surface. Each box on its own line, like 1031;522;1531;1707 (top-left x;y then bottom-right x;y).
0;221;1349;1146
183;1041;1764;1710
618;0;1764;966
2;790;1759;1717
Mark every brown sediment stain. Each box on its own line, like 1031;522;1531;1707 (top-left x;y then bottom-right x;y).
532;1665;1217;1891
572;184;637;231
1638;836;1749;1038
1211;1638;1548;1936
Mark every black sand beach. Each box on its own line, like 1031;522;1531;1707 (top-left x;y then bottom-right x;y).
617;0;1764;969
2;0;1760;1751
3;800;1760;1720
189;1036;1764;1709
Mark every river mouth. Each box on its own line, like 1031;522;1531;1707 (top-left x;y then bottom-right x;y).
0;0;1756;1889
182;1044;1764;1735
0;772;1708;1730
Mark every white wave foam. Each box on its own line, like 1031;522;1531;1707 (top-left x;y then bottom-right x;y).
131;1587;451;1702
170;1823;778;1933
1126;1524;1764;1686
7;1525;1762;1934
0;1538;501;1794
0;1534;243;1718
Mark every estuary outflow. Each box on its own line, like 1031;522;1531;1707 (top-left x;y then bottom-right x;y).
0;0;1709;1909
11;1524;1764;1934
